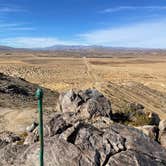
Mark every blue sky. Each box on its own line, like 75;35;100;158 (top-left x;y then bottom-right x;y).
0;0;166;48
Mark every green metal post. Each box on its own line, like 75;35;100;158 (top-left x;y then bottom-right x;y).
36;88;44;166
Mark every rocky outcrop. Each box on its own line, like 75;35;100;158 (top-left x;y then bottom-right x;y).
0;111;166;166
57;89;112;119
1;121;165;166
0;72;58;108
0;89;166;166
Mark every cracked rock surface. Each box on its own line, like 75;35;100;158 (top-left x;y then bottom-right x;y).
2;121;165;166
1;114;166;166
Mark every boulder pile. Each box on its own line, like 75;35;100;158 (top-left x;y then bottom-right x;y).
0;89;166;166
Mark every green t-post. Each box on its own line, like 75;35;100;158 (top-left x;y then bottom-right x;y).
36;88;44;166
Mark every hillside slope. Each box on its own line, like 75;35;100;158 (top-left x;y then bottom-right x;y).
0;73;59;133
0;72;58;109
96;81;166;119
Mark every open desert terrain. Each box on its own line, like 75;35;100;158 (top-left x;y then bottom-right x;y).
0;51;166;92
0;50;166;124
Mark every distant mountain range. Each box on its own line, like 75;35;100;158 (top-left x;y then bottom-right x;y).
0;45;165;52
0;45;15;51
39;45;163;51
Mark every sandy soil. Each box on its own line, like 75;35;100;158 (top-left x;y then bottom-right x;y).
0;107;37;134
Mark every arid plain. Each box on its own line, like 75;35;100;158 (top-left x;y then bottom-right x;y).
0;51;166;92
0;50;166;133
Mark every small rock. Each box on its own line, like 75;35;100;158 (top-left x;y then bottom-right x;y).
130;102;144;111
160;131;166;148
147;112;160;126
26;122;38;133
24;127;39;145
135;125;159;141
59;121;81;142
159;120;166;132
159;120;166;148
0;131;21;143
107;150;165;166
91;116;114;129
44;113;71;137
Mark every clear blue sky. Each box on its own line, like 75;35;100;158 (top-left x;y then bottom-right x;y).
0;0;166;48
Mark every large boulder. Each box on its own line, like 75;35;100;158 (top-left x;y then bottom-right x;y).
57;89;112;119
107;150;165;166
0;143;28;166
9;122;166;166
21;137;93;166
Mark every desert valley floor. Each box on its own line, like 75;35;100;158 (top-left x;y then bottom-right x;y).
0;52;166;92
0;51;166;134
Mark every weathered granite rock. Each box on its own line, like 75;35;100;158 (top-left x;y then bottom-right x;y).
1;115;166;166
44;113;72;137
90;116;114;130
110;124;166;161
136;125;159;141
159;120;166;132
0;143;28;166
59;121;81;141
159;120;166;148
0;131;21;144
0;90;166;166
57;89;112;119
24;127;39;145
21;137;93;166
107;150;165;166
18;123;166;166
0;131;21;155
160;131;166;149
26;122;38;133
